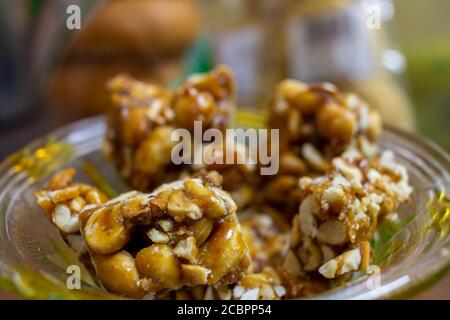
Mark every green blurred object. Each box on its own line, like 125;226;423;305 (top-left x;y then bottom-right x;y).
390;0;450;151
405;44;450;151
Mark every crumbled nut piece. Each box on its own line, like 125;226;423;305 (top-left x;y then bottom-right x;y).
35;168;108;235
149;191;171;217
181;264;211;286
231;268;286;300
167;189;203;222
318;259;338;279
85;189;107;205
173;236;198;263
298;195;317;238
47;168;76;190
332;158;363;182
49;186;80;203
282;250;302;277
184;180;228;218
53;204;79;234
240;288;259;300
316;220;348;245
298;237;322;272
339;248;362;274
69;197;86;212
147;228;170;244
158;219;174;232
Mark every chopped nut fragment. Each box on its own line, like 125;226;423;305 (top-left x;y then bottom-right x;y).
181;264;211;286
283;250;302;278
240;288;259;300
298;196;317;238
318;248;361;279
158;219;174;232
147;228;170;244
318;259;338;279
35;168;108;235
302;143;329;172
317;220;348;245
167;189;203;222
173;236;198;263
49;186;80;203
53;204;79;234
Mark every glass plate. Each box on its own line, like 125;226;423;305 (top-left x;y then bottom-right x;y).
0;116;449;299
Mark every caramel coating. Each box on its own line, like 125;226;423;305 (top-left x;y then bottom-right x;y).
136;244;182;291
286;149;412;279
34;73;415;300
35;168;108;234
269;80;383;173
92;251;145;299
104;66;236;191
77;172;249;296
199;215;247;284
83;206;131;255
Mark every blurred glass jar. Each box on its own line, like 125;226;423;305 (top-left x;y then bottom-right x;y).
0;1;35;124
1;0;201;126
285;0;415;130
201;0;286;108
0;0;101;125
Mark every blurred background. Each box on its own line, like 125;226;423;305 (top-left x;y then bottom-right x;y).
0;0;449;299
0;0;449;157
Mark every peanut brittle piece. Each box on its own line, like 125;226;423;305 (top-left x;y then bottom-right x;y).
268;80;382;173
76;172;250;298
285;149;412;279
34;168;108;234
104;66;236;191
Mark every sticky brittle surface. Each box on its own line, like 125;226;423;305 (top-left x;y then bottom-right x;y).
285;148;412;280
37;170;251;298
104;66;236;191
34;72;415;300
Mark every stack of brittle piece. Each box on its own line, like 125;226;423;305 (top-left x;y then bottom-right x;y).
35;67;413;299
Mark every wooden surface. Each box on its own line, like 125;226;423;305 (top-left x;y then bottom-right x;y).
413;273;450;300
